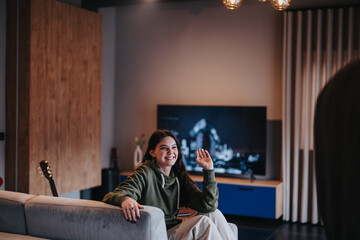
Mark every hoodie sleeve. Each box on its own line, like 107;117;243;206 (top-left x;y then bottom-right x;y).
102;165;149;206
184;169;219;213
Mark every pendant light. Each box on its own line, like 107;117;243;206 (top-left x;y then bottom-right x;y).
270;0;291;11
222;0;291;11
222;0;243;10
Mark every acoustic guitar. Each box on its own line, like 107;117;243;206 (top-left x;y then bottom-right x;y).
39;160;58;197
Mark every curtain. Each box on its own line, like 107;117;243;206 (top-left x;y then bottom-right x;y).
282;7;360;224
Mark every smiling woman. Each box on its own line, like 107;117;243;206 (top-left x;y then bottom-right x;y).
149;136;179;176
102;130;237;239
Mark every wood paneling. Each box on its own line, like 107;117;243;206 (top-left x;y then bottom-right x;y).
6;0;102;195
17;0;31;194
4;0;20;192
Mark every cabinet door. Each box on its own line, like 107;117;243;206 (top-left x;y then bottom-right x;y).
218;183;276;219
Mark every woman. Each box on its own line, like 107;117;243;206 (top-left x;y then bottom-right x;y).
102;130;236;240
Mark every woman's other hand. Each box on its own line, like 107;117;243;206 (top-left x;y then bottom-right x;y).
121;196;144;222
195;148;214;170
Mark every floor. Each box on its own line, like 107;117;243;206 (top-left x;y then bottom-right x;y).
224;215;326;240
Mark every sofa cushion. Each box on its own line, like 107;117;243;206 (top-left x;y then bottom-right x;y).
0;190;36;235
25;195;167;240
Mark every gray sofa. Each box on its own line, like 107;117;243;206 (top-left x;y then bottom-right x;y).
0;190;238;240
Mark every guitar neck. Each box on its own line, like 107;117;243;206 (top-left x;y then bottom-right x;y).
48;178;58;197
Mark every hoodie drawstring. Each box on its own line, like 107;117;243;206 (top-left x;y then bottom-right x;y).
161;174;165;189
175;177;180;210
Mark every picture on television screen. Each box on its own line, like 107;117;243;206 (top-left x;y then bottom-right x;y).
157;105;267;177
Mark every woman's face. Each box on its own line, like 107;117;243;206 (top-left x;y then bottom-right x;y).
150;136;178;172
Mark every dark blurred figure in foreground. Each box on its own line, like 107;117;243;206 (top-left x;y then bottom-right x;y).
314;59;360;240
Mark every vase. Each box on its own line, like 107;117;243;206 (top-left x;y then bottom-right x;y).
134;145;142;170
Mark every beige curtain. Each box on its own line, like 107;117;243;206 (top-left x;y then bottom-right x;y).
282;7;360;224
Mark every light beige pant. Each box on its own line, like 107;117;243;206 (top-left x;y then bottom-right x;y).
167;209;237;240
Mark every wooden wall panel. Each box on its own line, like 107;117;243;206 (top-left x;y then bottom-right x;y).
4;0;20;192
6;0;102;195
17;0;31;194
28;0;102;195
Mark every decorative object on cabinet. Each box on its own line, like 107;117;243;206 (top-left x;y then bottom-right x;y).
134;134;145;170
134;145;142;170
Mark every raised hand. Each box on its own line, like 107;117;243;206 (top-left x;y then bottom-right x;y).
195;148;214;170
121;196;144;223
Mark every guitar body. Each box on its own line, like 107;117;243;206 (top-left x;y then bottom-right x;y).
39;160;59;197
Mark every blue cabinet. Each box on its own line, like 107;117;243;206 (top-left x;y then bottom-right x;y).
193;175;283;219
218;183;278;218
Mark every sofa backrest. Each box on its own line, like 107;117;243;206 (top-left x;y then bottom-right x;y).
25;195;167;240
0;190;36;235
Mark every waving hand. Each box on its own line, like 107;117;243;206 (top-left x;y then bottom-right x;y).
195;148;214;170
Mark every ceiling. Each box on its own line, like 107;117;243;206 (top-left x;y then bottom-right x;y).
82;0;360;11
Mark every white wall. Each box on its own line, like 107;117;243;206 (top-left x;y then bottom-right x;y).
0;0;6;190
112;1;283;179
99;7;116;169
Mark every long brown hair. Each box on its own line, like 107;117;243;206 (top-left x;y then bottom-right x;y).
142;130;196;203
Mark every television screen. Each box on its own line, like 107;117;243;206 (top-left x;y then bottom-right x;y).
157;105;267;177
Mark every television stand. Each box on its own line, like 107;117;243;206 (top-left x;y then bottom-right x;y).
189;175;283;219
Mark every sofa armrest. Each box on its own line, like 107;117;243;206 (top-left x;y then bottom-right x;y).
25;196;167;240
0;190;36;235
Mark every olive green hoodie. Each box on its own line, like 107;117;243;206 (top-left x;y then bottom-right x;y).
102;160;218;229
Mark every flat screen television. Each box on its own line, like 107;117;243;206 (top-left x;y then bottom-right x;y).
157;105;267;178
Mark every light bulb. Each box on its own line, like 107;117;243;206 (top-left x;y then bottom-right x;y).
258;0;267;2
270;0;291;11
223;0;243;10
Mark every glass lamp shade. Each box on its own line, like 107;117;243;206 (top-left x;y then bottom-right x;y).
258;0;267;2
270;0;291;10
223;0;243;10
